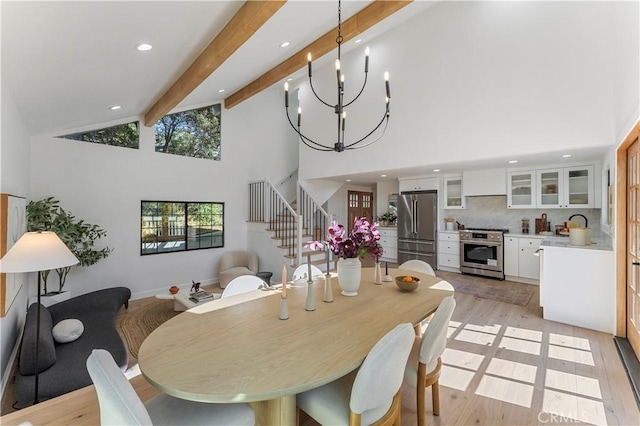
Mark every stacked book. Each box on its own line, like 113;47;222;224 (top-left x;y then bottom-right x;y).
189;290;215;303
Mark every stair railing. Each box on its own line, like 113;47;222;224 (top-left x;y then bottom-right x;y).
249;179;300;260
297;181;330;265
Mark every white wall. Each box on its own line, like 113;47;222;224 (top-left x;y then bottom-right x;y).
297;1;637;180
28;87;293;301
0;86;31;396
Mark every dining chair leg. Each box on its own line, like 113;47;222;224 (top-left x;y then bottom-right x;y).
432;380;440;416
417;362;427;426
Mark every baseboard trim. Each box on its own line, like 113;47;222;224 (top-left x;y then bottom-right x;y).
1;325;24;409
614;336;640;409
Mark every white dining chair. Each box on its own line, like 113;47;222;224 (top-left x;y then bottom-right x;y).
297;323;415;426
86;349;255;426
403;296;456;426
221;275;265;298
399;259;436;276
292;263;323;281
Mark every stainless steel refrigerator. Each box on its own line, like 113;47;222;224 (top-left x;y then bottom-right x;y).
397;190;437;269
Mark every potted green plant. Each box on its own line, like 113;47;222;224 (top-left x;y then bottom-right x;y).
376;212;397;226
26;197;112;296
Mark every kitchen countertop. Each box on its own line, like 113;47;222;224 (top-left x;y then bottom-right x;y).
506;232;613;251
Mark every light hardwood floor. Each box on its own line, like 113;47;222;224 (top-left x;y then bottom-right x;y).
2;273;639;425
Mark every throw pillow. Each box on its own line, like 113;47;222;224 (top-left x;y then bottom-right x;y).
52;319;84;343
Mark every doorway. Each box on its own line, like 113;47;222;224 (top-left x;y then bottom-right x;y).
347;191;374;227
625;137;640;358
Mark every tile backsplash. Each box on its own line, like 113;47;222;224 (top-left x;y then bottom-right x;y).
443;195;601;235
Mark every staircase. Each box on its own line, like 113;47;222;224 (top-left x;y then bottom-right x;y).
248;178;331;273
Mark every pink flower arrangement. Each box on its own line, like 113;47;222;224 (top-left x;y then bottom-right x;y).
306;217;383;259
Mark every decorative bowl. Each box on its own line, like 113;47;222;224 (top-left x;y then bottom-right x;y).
169;286;179;294
395;276;420;292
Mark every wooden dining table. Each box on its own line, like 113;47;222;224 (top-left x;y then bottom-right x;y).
138;267;453;425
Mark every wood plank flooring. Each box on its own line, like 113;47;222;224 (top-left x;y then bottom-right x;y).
2;272;639;425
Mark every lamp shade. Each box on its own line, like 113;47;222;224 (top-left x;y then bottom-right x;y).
0;231;79;273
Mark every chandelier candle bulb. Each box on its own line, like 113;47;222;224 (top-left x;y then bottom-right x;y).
307;53;312;77
284;82;289;107
365;47;369;72
384;72;390;98
342;112;346;131
297;107;301;127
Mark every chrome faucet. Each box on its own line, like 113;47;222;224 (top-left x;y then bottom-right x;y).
568;213;588;228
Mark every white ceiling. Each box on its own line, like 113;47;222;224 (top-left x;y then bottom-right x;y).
1;0;434;135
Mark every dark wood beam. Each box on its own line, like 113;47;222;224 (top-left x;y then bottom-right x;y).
224;0;412;109
144;1;287;127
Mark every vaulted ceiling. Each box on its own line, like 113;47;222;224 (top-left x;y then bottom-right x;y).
1;1;434;135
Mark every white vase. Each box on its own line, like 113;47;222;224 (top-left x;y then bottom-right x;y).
337;258;362;296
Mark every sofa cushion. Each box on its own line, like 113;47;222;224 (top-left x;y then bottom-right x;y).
19;303;56;375
52;319;84;343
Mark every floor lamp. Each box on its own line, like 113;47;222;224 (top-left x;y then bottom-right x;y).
0;231;78;405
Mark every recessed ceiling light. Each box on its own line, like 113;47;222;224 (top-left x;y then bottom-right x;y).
433;169;440;172
354;38;362;44
287;77;293;82
109;105;121;111
346;179;351;182
508;160;518;164
380;174;387;178
279;41;290;48
562;154;572;158
136;43;152;52
217;89;225;93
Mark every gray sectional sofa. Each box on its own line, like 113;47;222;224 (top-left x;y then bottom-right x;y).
15;287;131;406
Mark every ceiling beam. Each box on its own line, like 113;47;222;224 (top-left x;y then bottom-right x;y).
224;0;412;109
144;1;287;127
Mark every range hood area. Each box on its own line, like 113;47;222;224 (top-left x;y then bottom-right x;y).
462;169;507;197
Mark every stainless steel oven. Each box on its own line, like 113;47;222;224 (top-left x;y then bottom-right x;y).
459;229;506;279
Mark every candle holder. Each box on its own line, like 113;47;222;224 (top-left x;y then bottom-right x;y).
279;296;289;320
373;261;382;285
305;279;316;311
323;273;333;302
382;261;393;282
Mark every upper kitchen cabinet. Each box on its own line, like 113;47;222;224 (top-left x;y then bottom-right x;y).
444;176;464;209
536;165;594;208
399;177;438;192
507;171;536;209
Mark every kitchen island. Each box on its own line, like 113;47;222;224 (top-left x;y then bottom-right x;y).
539;236;614;333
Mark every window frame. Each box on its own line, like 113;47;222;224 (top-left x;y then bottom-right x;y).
140;200;225;256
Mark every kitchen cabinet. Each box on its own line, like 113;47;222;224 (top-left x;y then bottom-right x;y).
399;177;437;192
437;231;460;271
444;176;464;209
536;165;594;208
378;227;397;262
507;171;536;209
503;235;543;282
540;242;614;333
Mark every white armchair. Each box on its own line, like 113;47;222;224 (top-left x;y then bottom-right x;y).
218;251;258;289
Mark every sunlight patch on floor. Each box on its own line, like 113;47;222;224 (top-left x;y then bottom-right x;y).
475;375;534;408
455;329;497;346
504;326;543;342
485;358;537;384
498;336;541;355
440;365;477;392
545;369;602;399
442;348;485;371
542;389;608;426
463;323;501;334
548;345;595;366
549;333;592;351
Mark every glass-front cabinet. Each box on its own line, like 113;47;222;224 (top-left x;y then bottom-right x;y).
507;171;536;208
444;176;464;209
535;165;594;208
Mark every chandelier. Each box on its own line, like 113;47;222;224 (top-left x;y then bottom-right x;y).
284;0;391;152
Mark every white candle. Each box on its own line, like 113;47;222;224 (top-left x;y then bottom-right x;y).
281;264;287;298
326;245;330;273
307;255;312;281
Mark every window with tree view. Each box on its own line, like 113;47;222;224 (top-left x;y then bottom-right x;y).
58;121;139;149
141;201;224;255
155;104;221;160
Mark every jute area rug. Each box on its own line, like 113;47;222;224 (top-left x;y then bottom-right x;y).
436;270;535;306
117;299;180;359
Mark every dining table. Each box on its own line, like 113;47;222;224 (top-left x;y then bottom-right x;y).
138;267;453;425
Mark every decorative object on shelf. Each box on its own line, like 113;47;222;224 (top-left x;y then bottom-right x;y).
26;197;112;296
0;231;79;404
444;217;456;231
373;259;382;285
169;286;179;295
383;261;393;282
283;0;391;152
191;280;200;292
395;275;420;292
306;217;382;297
